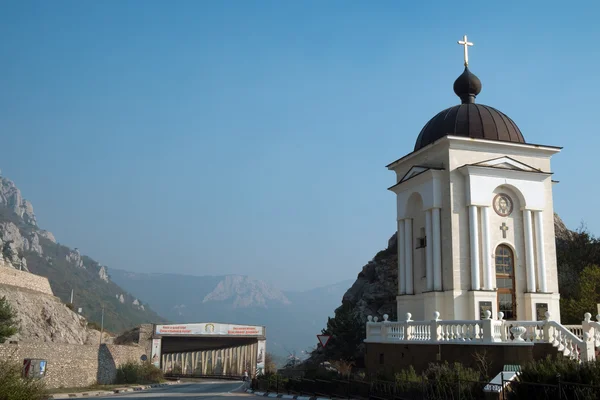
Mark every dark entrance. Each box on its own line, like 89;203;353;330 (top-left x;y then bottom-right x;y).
495;244;516;320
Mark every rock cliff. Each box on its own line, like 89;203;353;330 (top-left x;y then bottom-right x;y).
0;284;110;345
0;173;167;334
202;275;291;308
0;174;37;226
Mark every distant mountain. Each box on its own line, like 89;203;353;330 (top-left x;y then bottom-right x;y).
109;269;352;356
0;173;167;333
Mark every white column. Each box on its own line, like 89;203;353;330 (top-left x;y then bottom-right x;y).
523;209;536;293
432;208;442;291
534;210;547;292
468;205;480;290
425;210;434;291
404;218;413;295
398;219;406;295
480;206;493;290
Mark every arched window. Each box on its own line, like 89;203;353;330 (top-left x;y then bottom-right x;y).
495;245;516;320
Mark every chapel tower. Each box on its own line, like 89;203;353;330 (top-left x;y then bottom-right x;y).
387;36;561;322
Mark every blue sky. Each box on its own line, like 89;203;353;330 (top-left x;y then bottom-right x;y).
1;1;598;290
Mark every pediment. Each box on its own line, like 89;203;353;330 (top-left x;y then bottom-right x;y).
472;156;540;172
399;166;429;183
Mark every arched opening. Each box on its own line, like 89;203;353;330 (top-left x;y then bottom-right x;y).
496;244;516;320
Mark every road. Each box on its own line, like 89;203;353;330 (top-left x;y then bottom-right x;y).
94;380;251;400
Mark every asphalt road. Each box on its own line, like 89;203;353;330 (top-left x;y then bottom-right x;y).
94;380;251;400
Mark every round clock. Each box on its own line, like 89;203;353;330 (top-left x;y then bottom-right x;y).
493;193;513;217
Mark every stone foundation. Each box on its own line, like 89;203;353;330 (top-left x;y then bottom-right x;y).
0;267;53;296
365;342;560;379
0;342;146;388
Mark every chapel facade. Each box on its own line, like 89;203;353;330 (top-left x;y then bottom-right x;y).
387;42;561;322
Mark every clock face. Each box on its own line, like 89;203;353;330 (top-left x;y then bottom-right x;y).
493;193;513;217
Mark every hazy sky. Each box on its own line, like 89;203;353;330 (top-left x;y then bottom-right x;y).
1;1;599;290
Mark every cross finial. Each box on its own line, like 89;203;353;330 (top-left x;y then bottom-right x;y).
457;35;474;67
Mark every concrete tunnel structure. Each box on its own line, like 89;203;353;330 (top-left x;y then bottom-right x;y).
144;322;266;377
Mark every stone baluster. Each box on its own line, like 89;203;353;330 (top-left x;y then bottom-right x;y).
431;311;440;342
481;310;493;343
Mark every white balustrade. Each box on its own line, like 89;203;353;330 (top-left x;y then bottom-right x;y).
364;311;598;362
582;313;600;348
565;325;584;340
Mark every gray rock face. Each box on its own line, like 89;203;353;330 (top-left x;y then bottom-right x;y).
98;266;109;283
341;233;398;323
66;249;84;268
0;176;37;226
39;230;57;243
0;284;104;345
0;222;44;263
554;213;574;242
203;275;291;308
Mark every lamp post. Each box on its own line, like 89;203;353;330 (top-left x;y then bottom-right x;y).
99;306;105;345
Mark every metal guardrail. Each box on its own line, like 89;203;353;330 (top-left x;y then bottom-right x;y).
164;373;244;381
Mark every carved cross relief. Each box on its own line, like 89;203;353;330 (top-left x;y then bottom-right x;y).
500;222;509;239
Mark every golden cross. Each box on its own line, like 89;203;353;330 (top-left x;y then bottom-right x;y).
457;35;474;67
500;222;509;239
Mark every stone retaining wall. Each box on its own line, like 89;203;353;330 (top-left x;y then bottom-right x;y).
365;342;560;379
0;342;146;388
0;267;54;295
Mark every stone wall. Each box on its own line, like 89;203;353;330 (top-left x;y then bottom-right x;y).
139;324;154;358
365;342;560;379
0;267;53;296
0;342;146;388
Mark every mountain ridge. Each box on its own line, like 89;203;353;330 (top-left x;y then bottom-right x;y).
108;268;352;355
0;173;167;333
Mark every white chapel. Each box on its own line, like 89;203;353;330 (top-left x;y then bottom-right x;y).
387;36;561;323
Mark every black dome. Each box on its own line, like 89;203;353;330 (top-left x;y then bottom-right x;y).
413;67;525;151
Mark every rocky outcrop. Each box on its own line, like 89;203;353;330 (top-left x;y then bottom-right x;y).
341;233;398;323
0;284;108;345
66;248;84;268
554;213;574;242
98;266;109;282
202;275;291;308
0;176;37;226
0;171;168;334
0;222;45;270
39;230;57;243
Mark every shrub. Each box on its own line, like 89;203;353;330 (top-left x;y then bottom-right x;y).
394;365;420;392
115;361;163;384
0;359;47;400
87;321;102;331
510;356;600;399
518;356;600;385
0;296;18;343
394;363;481;397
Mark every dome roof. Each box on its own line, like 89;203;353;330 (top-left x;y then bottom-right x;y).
414;67;525;151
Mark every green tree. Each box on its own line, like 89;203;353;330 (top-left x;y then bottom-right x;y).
2;240;16;262
561;265;600;323
557;227;600;298
318;302;365;362
264;353;277;374
0;296;18;343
